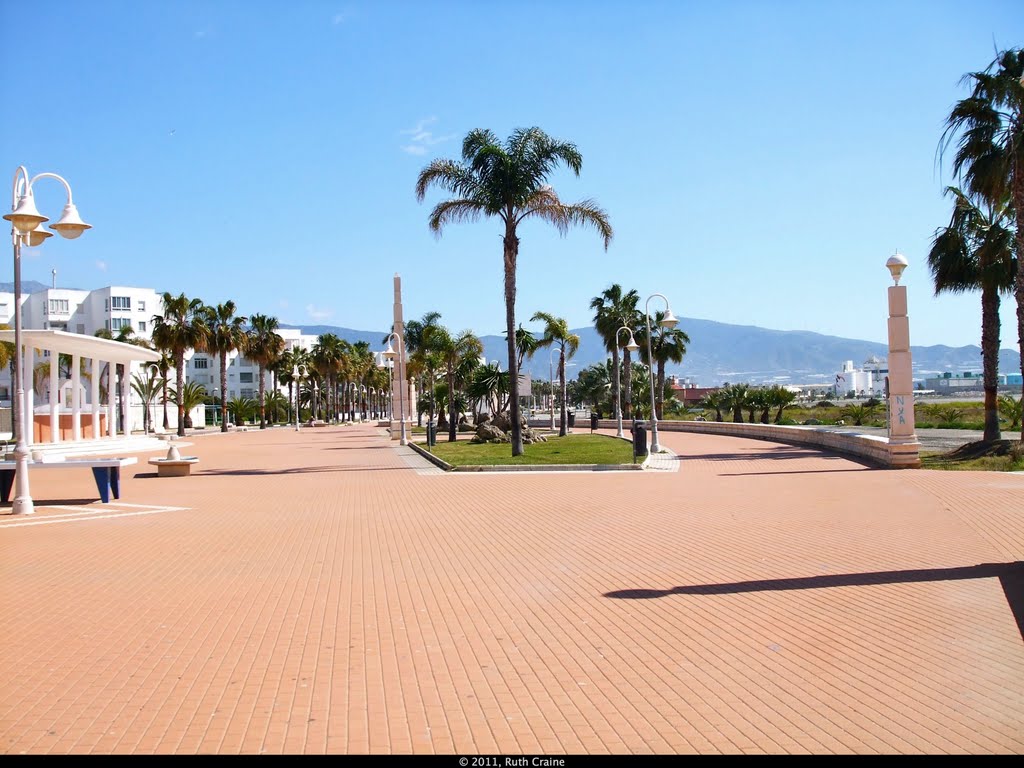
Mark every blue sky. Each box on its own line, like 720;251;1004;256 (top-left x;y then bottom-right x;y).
3;0;1022;359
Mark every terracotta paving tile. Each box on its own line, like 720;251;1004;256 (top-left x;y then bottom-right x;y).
1;424;1022;754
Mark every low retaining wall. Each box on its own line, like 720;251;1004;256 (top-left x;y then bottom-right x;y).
595;420;919;468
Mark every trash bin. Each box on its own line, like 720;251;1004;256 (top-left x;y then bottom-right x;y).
632;421;648;460
426;422;436;447
568;412;576;428
590;413;599;432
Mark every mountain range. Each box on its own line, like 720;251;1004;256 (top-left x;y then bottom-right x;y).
285;320;1021;387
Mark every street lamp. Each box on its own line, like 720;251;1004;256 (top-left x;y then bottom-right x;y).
4;166;91;515
148;364;160;434
615;326;640;439
643;293;678;453
381;332;408;446
292;364;305;431
548;347;558;430
211;387;220;428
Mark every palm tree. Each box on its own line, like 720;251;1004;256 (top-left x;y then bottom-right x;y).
531;311;580;437
928;187;1015;442
130;370;163;433
941;49;1024;438
246;313;284;429
636;310;690;419
767;385;797;424
998;394;1023;430
403;311;442;426
416;127;613;455
277;346;309;425
151;293;210;437
591;285;641;425
721;383;750;424
208;301;248;433
699;390;727;422
424;325;483;441
168;381;208;428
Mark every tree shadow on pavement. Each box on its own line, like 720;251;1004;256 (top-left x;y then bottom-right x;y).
604;562;1024;638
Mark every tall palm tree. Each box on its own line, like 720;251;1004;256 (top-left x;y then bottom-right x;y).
590;285;641;425
246;313;284;429
151;293;210;437
531;311;580;437
941;48;1024;437
424;325;483;441
636;310;690;419
404;311;441;426
208;301;248;433
416;127;613;455
277;346;310;425
928;186;1015;442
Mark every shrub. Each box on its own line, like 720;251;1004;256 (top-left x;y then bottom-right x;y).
815;401;835;408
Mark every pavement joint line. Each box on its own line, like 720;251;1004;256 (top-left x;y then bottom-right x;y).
0;505;190;528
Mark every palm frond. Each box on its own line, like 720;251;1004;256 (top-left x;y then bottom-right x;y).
428;198;488;234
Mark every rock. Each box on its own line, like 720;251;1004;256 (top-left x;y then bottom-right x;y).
491;412;526;433
476;413;492;426
458;423;475;433
473;424;509;443
522;427;547;444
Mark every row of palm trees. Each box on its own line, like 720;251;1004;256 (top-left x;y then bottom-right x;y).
698;385;797;424
931;48;1023;443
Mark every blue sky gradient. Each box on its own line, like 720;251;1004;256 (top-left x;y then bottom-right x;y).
3;0;1022;356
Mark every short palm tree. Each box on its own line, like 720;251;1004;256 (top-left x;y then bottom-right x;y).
416;127;613;455
699;390;727;422
721;383;750;424
168;381;208;428
152;293;210;437
130;370;163;434
403;311;442;426
998;394;1023;430
591;284;641;425
941;49;1024;437
767;385;797;424
246;313;285;429
208;301;248;433
531;311;580;437
424;325;483;441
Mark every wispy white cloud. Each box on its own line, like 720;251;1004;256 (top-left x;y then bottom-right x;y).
400;117;455;156
194;27;213;39
95;260;108;272
306;304;334;321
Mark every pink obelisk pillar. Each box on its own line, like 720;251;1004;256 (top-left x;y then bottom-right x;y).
390;274;416;439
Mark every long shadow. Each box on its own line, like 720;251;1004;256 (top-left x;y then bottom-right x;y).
718;468;875;476
191;465;410;477
682;447;844;462
605;562;1024;637
1;498;104;511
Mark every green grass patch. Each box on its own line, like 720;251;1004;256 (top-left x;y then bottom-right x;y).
921;440;1024;472
429;434;634;466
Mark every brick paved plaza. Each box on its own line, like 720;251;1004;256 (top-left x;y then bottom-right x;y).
1;425;1022;754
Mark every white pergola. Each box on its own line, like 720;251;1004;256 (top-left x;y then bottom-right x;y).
1;329;161;446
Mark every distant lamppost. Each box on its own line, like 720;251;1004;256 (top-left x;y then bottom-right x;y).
211;387;220;427
292;364;305;431
5;166;91;515
549;346;558;430
615;326;640;439
643;293;679;453
148;364;160;434
382;332;408;446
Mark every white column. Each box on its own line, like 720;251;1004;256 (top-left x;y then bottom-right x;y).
119;363;130;436
887;284;920;467
106;362;115;438
91;359;101;439
49;351;59;444
24;344;34;448
390;273;408;440
71;353;82;441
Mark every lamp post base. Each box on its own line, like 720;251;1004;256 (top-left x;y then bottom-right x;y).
12;496;35;515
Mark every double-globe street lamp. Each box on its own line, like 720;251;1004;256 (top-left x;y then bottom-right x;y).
643;293;679;454
291;364;306;431
381;332;408;446
4;166;91;515
615;326;640;439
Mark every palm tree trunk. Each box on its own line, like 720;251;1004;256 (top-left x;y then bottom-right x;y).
259;365;266;428
220;358;229;433
656;360;665;419
559;348;567;438
447;370;457;442
162;377;169;430
981;285;1002;442
504;227;524;456
1014;156;1024;442
176;352;185;437
611;346;621;421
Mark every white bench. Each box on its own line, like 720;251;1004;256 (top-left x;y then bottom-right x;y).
0;457;138;504
148;456;200;477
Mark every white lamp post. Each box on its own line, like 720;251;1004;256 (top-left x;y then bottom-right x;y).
148;364;161;433
615;326;640;439
549;346;558;431
4;166;91;515
382;332;408;445
292;364;305;431
643;293;678;454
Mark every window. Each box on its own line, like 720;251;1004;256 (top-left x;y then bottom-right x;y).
138;301;146;312
193;357;209;369
239;372;253;383
111;296;130;310
48;299;69;314
241;388;255;399
0;386;8;400
137;320;146;332
237;356;250;367
106;317;131;330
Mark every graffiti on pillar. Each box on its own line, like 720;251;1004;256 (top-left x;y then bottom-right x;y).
896;395;906;425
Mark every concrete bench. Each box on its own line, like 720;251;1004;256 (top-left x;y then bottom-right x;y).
148;457;200;477
0;457;138;504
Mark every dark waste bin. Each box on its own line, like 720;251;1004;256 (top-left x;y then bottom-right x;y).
426;422;437;447
632;421;648;460
590;413;599;432
568;412;576;428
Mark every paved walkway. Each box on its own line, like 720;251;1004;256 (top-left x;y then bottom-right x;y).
1;425;1021;754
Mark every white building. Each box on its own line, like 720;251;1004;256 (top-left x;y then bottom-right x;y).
832;357;888;398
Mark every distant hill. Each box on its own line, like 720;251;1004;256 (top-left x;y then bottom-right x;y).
0;280;52;294
282;318;1023;387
